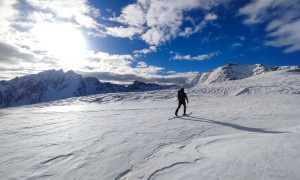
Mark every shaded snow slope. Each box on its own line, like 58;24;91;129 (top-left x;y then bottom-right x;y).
0;68;300;180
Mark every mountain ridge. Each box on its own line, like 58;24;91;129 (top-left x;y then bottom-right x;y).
1;63;299;108
184;63;299;88
0;69;166;108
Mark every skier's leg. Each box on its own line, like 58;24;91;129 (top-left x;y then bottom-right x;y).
183;102;187;115
175;102;182;116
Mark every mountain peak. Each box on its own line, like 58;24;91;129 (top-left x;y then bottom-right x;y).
132;80;145;85
199;63;271;85
128;81;162;91
0;70;167;108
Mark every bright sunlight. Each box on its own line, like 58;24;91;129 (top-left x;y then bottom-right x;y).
33;23;87;69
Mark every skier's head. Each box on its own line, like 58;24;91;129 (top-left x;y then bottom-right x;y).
181;88;184;92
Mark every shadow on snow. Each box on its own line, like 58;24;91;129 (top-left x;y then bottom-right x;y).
181;115;287;134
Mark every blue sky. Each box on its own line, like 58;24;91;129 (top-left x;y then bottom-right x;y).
0;0;299;84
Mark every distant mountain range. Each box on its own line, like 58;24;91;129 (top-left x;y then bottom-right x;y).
0;63;299;108
0;70;167;108
183;63;299;87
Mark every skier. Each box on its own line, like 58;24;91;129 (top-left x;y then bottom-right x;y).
175;88;189;116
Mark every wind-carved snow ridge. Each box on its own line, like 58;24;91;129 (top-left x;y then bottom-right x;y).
40;153;74;165
0;65;300;179
146;158;204;180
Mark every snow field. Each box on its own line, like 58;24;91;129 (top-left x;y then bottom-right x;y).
0;69;300;179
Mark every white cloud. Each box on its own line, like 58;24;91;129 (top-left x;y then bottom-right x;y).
0;0;19;42
179;21;207;37
85;51;134;74
107;0;228;45
239;0;300;53
0;0;107;73
26;0;100;29
136;61;148;68
141;27;170;45
265;20;300;53
109;3;145;27
79;51;174;84
0;0;206;85
179;27;193;37
133;46;157;56
106;26;144;39
82;51;165;78
0;0;102;45
171;51;219;61
171;51;220;61
0;45;168;83
239;0;274;25
83;70;199;85
0;41;38;64
205;13;218;21
173;54;208;61
0;0;18;29
0;41;63;80
72;51;201;85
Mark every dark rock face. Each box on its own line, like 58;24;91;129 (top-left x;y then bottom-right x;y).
127;81;163;92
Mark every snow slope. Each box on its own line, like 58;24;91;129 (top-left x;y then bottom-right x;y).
0;68;300;179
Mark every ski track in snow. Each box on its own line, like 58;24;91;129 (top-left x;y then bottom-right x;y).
0;69;300;179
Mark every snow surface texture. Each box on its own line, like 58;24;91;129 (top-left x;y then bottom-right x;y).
0;68;300;179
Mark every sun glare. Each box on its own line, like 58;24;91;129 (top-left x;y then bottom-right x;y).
33;23;87;69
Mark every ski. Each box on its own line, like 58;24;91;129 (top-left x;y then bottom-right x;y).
168;112;192;120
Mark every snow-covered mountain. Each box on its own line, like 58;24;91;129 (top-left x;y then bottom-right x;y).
182;63;299;87
0;70;165;108
199;63;270;85
1;64;298;108
180;73;201;88
128;80;166;91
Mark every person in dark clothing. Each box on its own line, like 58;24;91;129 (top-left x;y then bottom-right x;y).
175;88;189;116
